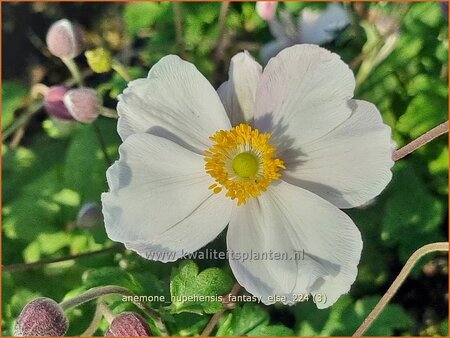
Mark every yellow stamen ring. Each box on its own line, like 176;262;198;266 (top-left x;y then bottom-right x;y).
204;124;285;205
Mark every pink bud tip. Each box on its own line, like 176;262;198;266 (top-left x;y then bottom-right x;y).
256;1;278;21
14;297;68;336
63;88;102;124
46;19;84;59
43;86;74;120
105;312;152;336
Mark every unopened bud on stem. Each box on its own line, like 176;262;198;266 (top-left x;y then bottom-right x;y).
64;88;102;124
46;19;84;59
14;297;68;336
43;86;73;120
105;312;152;336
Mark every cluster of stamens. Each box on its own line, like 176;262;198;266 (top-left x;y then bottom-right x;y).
204;124;285;205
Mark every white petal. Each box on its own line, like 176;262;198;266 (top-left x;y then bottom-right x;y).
282;100;394;208
123;193;232;262
254;44;355;152
217;51;262;125
299;3;350;45
227;180;362;307
102;133;227;253
117;55;231;154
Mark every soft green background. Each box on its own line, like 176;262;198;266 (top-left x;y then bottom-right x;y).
2;2;448;336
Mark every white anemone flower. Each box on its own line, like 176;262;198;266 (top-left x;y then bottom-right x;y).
261;3;350;64
102;44;394;308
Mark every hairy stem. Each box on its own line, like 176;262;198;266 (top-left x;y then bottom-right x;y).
59;285;168;336
353;242;449;336
201;282;241;336
98;300;116;325
80;300;104;336
2;244;122;272
393;121;448;161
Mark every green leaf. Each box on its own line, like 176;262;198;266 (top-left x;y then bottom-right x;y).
168;313;209;336
2;81;28;130
216;303;269;336
63;124;111;202
397;93;447;139
382;165;445;262
82;266;141;293
320;296;412;335
123;2;168;36
247;324;294;336
170;260;233;314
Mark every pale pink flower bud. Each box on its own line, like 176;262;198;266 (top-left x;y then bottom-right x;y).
105;312;152;336
63;88;102;124
46;19;84;59
256;1;278;21
43;86;73;120
14;297;68;336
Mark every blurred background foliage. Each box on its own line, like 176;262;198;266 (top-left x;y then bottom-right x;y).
2;1;448;336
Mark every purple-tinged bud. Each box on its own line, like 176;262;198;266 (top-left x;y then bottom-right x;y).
105;312;152;336
46;19;84;59
63;88;102;124
76;202;103;229
43;86;74;120
14;297;68;336
256;2;278;21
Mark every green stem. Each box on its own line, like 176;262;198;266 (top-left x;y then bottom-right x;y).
93;122;113;166
112;60;132;82
62;57;84;87
2;100;43;141
80;300;104;336
201;282;241;336
2;244;122;272
172;2;185;57
353;242;449;336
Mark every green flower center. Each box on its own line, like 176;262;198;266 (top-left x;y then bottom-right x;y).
232;152;259;178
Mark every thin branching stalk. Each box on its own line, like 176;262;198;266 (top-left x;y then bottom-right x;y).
201;282;241;336
353;242;449;336
2;244;122;272
93;122;113;166
393;121;448;161
214;2;231;62
62;57;84;87
172;2;185;57
98;300;116;325
112;60;133;82
80;300;104;336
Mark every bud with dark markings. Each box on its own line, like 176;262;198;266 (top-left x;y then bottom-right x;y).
14;297;68;336
105;312;152;336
